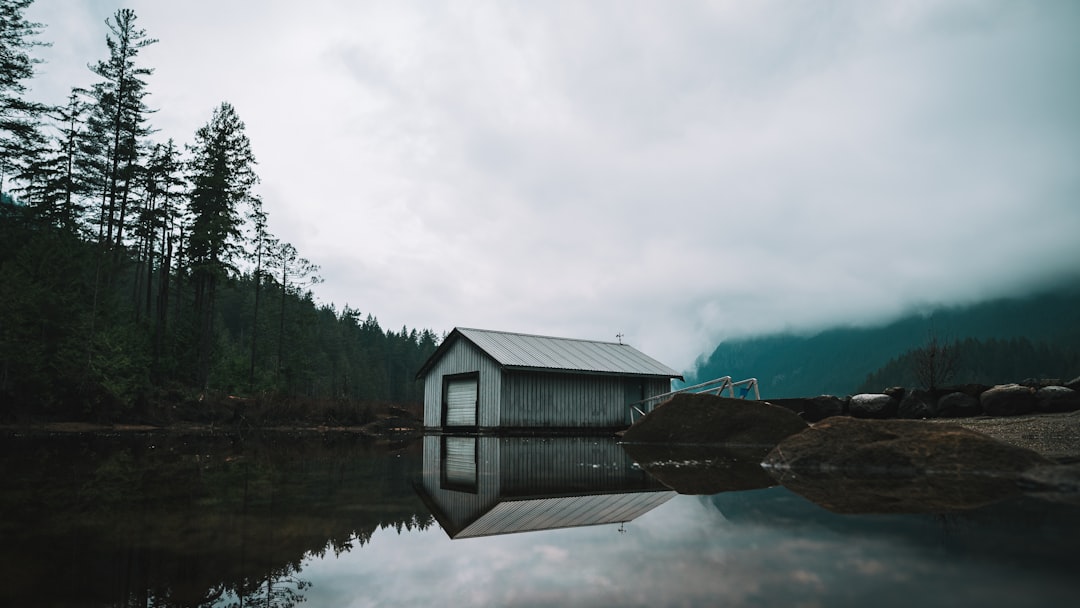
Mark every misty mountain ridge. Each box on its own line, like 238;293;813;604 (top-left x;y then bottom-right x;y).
687;282;1080;399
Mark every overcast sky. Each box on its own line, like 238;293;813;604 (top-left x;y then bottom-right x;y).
24;1;1080;372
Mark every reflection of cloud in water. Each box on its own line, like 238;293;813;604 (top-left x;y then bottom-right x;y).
306;486;1078;607
301;437;1080;608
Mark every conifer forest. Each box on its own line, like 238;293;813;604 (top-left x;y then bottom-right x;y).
0;3;439;423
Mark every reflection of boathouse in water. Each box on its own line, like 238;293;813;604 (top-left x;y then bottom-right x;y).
416;436;676;539
415;327;682;431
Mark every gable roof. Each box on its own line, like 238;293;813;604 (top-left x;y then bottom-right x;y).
418;490;677;540
415;327;683;380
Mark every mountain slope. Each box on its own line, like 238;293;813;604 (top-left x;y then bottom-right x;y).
687;284;1080;399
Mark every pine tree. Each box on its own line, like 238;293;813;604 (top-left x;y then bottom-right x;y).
132;139;184;323
0;0;48;193
85;8;156;250
187;101;258;388
247;200;274;387
15;90;87;231
267;240;321;384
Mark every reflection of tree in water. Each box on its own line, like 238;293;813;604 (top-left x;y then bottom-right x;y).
0;433;434;607
213;563;312;608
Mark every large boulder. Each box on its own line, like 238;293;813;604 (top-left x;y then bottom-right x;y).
897;389;937;419
938;383;991;398
1019;464;1080;505
621;393;808;446
1036;386;1080;413
883;386;906;400
981;384;1038;416
620;443;777;495
761;417;1053;513
763;416;1051;477
937;391;982;418
849;393;898;419
766;396;845;422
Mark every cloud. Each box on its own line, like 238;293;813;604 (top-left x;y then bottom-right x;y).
24;0;1080;370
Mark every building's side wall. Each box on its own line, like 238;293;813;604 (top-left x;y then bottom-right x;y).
500;372;670;427
422;339;503;428
496;436;662;495
641;378;673;404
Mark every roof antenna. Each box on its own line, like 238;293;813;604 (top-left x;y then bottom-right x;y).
616;333;624;345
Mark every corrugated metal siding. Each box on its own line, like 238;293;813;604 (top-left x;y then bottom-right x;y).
501;372;662;427
496;436;661;495
500;372;622;427
457;327;679;377
422;339;503;428
455;491;676;538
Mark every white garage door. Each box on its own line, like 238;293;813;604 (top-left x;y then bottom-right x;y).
445;377;478;426
443;436;477;487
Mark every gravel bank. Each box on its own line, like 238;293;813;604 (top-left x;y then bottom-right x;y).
930;410;1080;461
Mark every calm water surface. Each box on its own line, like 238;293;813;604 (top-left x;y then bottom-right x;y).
1;431;1076;607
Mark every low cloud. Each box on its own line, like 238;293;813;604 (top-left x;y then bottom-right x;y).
28;0;1080;370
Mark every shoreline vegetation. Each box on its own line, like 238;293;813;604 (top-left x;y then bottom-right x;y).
8;383;1080;463
0;395;425;438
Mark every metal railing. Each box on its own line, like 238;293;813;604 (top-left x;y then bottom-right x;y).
628;376;760;423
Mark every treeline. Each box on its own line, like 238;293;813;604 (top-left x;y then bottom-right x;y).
0;3;438;421
856;336;1080;393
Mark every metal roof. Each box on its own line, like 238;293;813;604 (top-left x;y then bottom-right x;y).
416;327;682;379
453;491;677;539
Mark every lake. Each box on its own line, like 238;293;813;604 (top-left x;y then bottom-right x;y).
1;431;1077;607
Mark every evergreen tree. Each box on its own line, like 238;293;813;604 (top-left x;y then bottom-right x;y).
132;139;184;323
0;0;47;192
247;201;273;386
85;8;156;250
186;101;258;388
14;90;86;231
268;240;321;383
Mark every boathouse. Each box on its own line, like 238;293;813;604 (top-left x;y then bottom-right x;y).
416;435;675;539
415;327;683;431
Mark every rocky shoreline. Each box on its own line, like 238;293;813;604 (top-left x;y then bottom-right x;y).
621;391;1080;511
768;377;1080;423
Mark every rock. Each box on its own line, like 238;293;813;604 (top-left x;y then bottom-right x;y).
1036;386;1080;413
762;416;1051;477
769;468;1025;514
1021;378;1063;389
937;391;982;417
849;393;898;419
620;443;777;495
883;386;906;401
1066;375;1080;391
981;383;1038;416
622;393;808;446
1019;464;1080;493
765;396;845;422
802;396;846;421
361;416;423;436
762;417;1052;514
897;389;937;419
1019;464;1080;505
938;383;991;399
